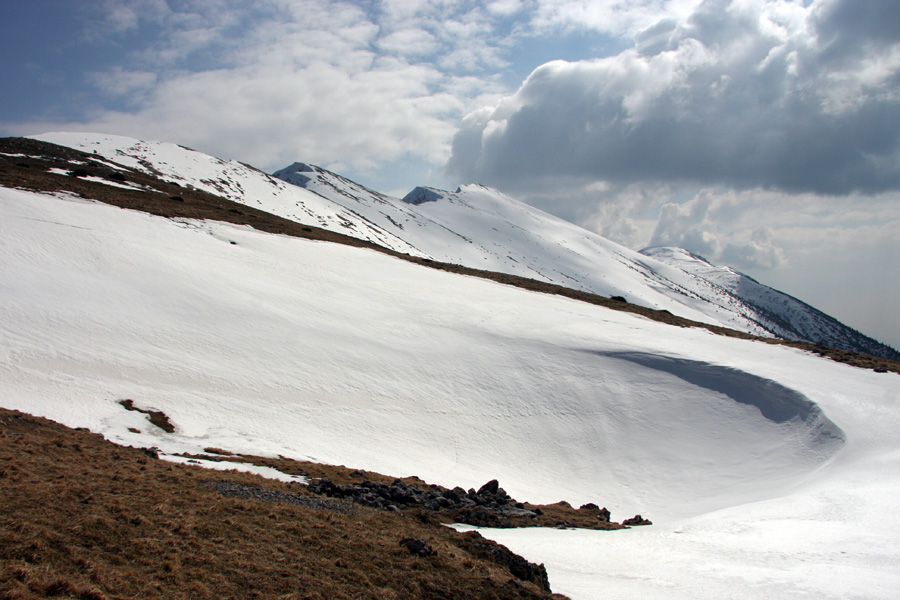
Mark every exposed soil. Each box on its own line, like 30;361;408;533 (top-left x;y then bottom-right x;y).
2;135;898;376
117;400;175;434
0;408;569;600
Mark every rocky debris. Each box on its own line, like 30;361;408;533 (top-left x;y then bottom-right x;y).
622;514;653;526
306;476;546;527
455;532;551;592
399;538;437;557
580;503;611;522
202;481;357;515
303;476;634;530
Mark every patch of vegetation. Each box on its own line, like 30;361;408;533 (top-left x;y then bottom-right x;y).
0;408;568;599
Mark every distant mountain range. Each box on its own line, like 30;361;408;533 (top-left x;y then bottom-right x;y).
32;132;899;360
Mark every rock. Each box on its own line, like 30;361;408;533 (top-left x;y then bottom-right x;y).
477;479;500;496
623;514;652;526
399;538;437;557
468;539;551;592
498;507;537;519
579;502;599;510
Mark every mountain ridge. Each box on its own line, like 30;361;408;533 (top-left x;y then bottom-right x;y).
641;246;900;360
19;131;900;360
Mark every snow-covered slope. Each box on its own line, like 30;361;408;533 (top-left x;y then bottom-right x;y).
26;133;772;334
2;185;899;600
642;247;900;360
29;132;425;256
274;162;777;333
31;132;894;358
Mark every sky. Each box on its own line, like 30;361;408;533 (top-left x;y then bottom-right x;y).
1;0;898;350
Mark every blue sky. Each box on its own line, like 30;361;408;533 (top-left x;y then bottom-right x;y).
2;0;899;350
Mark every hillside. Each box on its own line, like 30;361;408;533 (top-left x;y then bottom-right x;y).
2;135;900;599
0;408;566;600
30;131;898;358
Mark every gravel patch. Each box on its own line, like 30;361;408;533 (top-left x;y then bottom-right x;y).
202;480;358;515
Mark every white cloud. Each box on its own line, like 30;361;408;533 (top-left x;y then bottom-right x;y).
89;68;158;99
720;228;786;270
532;0;703;37
12;0;511;179
487;0;524;17
377;28;442;57
447;0;900;196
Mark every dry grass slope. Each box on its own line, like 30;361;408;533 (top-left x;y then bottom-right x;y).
0;408;568;600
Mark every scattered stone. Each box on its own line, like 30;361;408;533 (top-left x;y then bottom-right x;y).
203;481;357;515
306;475;637;530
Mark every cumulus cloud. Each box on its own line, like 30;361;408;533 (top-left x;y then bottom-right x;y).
720;228;787;270
378;28;442;57
10;0;511;176
644;185;900;274
447;0;900;195
532;0;703;37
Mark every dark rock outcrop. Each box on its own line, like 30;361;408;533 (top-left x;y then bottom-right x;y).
400;538;437;557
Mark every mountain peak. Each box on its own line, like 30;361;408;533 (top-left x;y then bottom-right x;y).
285;162;315;173
272;162;318;187
640;246;715;267
401;186;447;205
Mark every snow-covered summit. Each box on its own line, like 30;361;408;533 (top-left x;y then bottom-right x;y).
401;186;445;205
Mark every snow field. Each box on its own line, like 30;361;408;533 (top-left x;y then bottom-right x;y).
32;132;781;335
2;187;899;599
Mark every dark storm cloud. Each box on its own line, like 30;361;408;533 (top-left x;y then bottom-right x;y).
447;0;900;195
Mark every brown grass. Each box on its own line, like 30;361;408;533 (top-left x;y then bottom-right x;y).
0;408;569;600
2;136;898;375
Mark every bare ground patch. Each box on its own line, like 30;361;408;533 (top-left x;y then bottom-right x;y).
117;400;175;434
